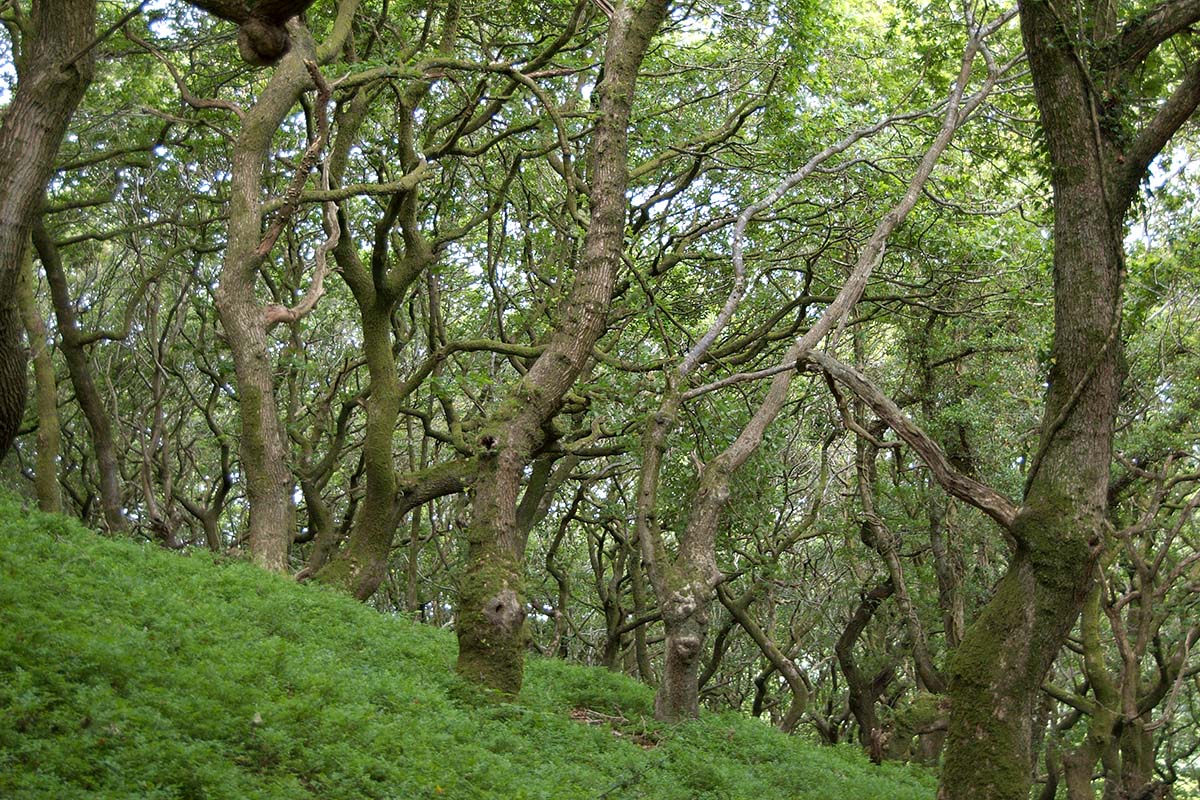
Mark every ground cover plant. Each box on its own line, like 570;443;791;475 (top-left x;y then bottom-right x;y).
0;495;935;799
4;1;1200;795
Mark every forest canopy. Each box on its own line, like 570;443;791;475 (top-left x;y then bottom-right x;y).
1;0;1199;797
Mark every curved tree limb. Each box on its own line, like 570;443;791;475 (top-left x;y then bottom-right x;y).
803;349;1019;530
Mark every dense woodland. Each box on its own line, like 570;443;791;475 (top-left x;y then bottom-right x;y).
0;0;1198;797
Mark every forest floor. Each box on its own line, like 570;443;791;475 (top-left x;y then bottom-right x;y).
0;495;935;799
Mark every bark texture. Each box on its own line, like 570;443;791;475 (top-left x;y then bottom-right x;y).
33;220;126;531
455;0;671;693
214;57;308;570
835;579;897;763
213;20;337;571
938;2;1200;797
308;0;458;599
0;0;95;460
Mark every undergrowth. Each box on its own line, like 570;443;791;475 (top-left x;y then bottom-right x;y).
0;496;935;799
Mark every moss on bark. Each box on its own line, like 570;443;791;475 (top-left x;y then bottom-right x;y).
455;553;527;695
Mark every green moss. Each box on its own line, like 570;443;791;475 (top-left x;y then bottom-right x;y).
1016;497;1093;593
454;552;528;695
310;554;356;593
942;495;1100;800
892;692;943;739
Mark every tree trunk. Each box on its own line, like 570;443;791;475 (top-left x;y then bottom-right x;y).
453;0;670;694
216;291;297;570
305;0;452;598
334;300;404;597
16;243;60;513
33;219;126;532
1064;744;1103;800
655;574;710;721
629;551;655;682
213;24;323;571
0;0;95;459
939;2;1144;795
717;583;808;733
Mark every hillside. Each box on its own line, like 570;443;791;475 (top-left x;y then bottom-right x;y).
0;496;935;799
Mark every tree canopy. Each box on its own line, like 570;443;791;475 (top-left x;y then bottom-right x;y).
2;0;1199;797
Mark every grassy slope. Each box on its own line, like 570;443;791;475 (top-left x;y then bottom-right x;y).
0;497;935;799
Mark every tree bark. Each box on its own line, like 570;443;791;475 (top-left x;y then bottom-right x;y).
938;2;1200;796
33;219;126;532
717;583;809;733
308;1;453;599
0;0;95;460
454;0;671;694
213;15;351;571
183;0;318;66
15;243;60;513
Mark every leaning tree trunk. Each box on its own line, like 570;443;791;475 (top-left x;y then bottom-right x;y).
215;106;304;573
454;0;671;694
33;219;127;531
937;0;1200;794
0;0;95;459
637;26;998;722
16;243;61;513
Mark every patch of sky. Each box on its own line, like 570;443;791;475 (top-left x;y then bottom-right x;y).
0;35;13;106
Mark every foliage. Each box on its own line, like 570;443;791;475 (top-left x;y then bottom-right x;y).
0;495;935;799
2;0;1200;794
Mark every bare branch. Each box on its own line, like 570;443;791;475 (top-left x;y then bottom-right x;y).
803;349;1019;529
262;61;337;330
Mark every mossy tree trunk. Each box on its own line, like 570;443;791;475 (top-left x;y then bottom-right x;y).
938;2;1200;797
306;1;458;600
454;0;671;694
214;38;314;571
0;0;95;460
16;242;61;514
307;0;609;603
213;9;356;571
316;220;433;597
33;219;126;532
653;562;717;722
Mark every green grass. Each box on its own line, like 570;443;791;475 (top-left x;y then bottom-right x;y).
0;496;935;799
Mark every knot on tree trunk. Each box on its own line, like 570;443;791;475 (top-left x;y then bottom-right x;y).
237;17;290;66
670;633;702;659
665;592;697;622
483;588;525;634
